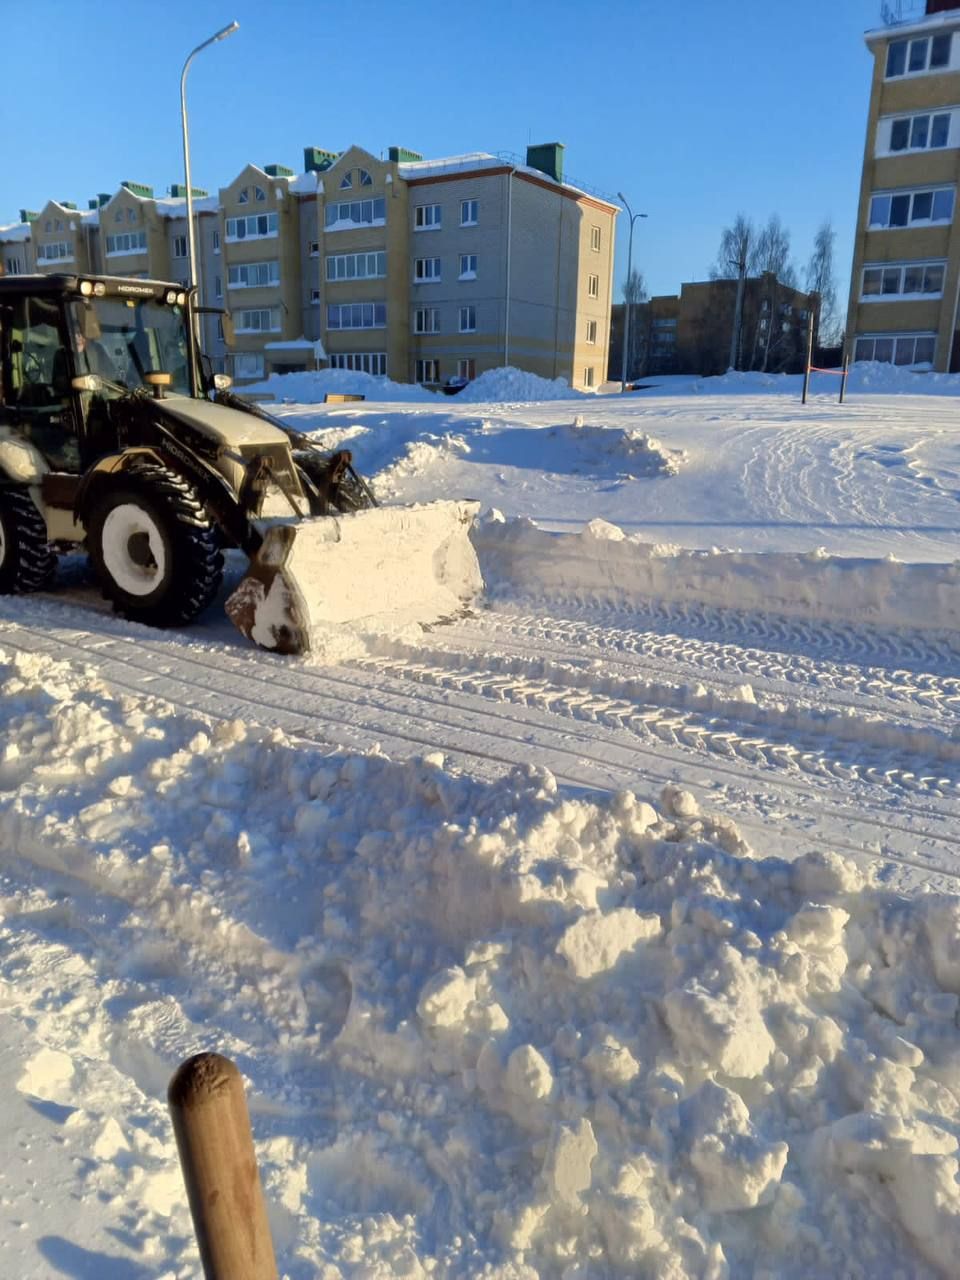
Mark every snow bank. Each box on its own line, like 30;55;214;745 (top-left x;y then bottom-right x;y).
456;366;589;402
548;417;685;476
242;367;436;404
2;644;960;1276
475;513;960;636
646;365;960;398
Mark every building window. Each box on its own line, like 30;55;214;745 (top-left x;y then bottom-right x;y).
173;235;188;258
325;251;386;281
36;241;73;262
854;333;935;367
458;358;475;380
460;199;478;226
215;275;222;299
217;317;225;341
127;208;137;224
416;359;440;384
586;319;597;344
213;229;220;254
326;301;387;330
311;289;321;305
459;305;476;332
414;307;440;334
886;33;952;79
234;352;265;378
584;366;595;387
255;186;266;202
587;274;599;298
225;212;279;241
359;169;373;187
330;351;386;375
325;198;386;230
458;254;477;280
236;308;281;333
228;260;280;288
340;173;353;190
414;204;441;230
309;241;320;256
414;257;441;282
590;225;601;252
44;220;51;231
106;230;148;255
4;256;22;274
238;188;249;204
861;261;945;299
885;110;952;154
869;187;954;228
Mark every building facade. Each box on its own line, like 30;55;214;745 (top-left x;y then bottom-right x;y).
609;275;817;380
847;0;960;371
0;142;618;389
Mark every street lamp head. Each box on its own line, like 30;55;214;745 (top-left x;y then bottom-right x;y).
214;20;240;41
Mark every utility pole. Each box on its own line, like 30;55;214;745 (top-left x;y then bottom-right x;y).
617;193;647;392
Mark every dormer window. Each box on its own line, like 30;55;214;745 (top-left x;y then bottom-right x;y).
45;219;52;231
238;188;249;204
340;172;353;190
115;210;124;223
255;186;266;202
55;219;62;231
359;169;372;187
127;208;136;223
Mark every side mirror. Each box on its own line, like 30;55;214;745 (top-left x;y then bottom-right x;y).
145;371;172;400
214;373;233;390
72;374;101;392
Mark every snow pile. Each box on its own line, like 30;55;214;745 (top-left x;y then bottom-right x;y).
2;645;960;1276
242;367;436;404
545;417;685;477
645;365;960;399
456;366;588;402
474;514;960;636
847;361;960;396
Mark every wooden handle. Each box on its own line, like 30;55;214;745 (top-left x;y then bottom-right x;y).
168;1053;278;1280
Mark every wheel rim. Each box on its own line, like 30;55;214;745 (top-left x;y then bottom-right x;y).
100;503;167;597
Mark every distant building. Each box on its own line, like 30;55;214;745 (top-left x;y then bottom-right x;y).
609;274;817;380
847;0;960;371
0;142;618;389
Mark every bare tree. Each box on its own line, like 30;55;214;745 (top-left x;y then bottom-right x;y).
805;220;842;346
711;215;753;370
622;268;648;379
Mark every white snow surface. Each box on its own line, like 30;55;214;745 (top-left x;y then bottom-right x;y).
2;374;960;1278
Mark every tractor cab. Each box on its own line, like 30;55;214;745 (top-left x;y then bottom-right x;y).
0;274;197;472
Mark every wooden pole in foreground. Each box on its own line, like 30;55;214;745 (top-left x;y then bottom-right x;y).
168;1052;279;1280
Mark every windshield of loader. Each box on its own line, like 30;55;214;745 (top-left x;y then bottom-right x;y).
68;295;193;398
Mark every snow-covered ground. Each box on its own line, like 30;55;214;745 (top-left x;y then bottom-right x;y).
2;370;960;1277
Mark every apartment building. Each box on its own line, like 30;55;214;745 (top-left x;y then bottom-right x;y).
0;141;617;389
847;0;960;371
610;275;817;379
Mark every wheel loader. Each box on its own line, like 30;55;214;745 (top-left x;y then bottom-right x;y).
0;273;480;653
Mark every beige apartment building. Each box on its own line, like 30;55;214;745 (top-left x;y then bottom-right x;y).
0;141;617;389
848;0;960;371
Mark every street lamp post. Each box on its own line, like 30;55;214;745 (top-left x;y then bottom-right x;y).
180;21;239;294
617;193;647;393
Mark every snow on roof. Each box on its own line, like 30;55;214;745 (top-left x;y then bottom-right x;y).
289;171;320;195
0;221;33;242
264;337;325;355
153;195;220;220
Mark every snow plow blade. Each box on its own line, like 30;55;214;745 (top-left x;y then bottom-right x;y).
225;500;482;654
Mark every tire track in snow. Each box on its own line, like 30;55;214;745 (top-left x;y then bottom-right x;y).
3;610;960;887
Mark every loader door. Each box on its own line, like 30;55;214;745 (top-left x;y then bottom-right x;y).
0;293;80;473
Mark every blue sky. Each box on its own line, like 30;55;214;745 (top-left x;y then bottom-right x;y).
2;0;883;307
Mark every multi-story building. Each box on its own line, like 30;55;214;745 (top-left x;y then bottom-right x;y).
609;275;817;380
0;141;617;389
847;0;960;371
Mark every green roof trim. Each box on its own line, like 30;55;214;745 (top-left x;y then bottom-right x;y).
388;146;423;163
19;209;39;223
264;164;294;178
122;180;155;199
304;146;338;173
169;184;208;198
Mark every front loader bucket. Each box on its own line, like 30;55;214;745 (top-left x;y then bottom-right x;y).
225;500;482;655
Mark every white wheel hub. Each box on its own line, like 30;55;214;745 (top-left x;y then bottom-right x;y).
100;503;167;597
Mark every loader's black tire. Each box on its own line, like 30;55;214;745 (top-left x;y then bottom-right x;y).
86;461;224;627
0;487;57;593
